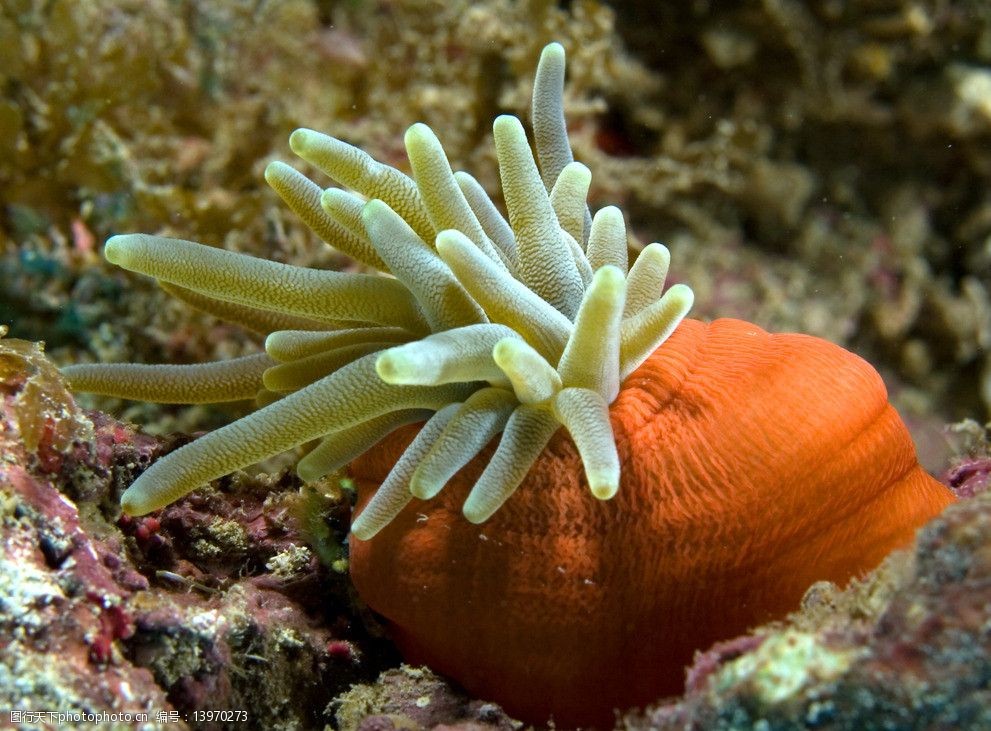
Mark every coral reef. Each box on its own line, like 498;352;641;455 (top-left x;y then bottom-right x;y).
596;0;991;425
0;0;344;436
0;335;169;725
55;25;957;723
0;0;637;369
0;336;384;730
0;297;988;730
335;665;520;731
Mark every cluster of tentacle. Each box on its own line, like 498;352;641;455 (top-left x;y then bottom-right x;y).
63;43;693;538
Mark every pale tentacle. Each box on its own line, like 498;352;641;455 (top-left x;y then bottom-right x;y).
531;42;574;190
549;162;592;248
405;123;509;270
265;328;411;362
262;342;390;392
436;229;573;361
493;115;584;318
492;338;562;405
120;354;473;514
289;128;434;243
265;162;385;270
620;283;695;380
362;200;486;332
319;188;389;272
375;324;518;387
531;42;591;240
350;404;460;540
105;234;428;332
624;243;671;318
586;206;629;274
558;265;626;402
553;387;619;499
462;405;559;524
63;353;275;404
160;282;343;334
296;408;432;482
454;171;518;264
410;388;518;500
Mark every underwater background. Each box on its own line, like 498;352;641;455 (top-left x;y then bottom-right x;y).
1;1;991;729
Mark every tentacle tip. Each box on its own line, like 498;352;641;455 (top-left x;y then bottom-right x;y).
491;336;515;363
59;362;81;381
541;42;565;63
563;160;592;181
320;187;344;206
404;122;435;146
360;198;390;225
434;229;467;257
260;372;280;393
493;114;524;135
374;352;403;384
669;283;696;309
349;520;376;541
592;264;626;289
295;464;323;484
589;479;619;501
120;488;151;517
289;128;317;154
409;478;440;501
103;234;137;266
263;160;289;184
462;499;495;525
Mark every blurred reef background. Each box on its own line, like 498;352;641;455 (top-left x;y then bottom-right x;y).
1;1;991;729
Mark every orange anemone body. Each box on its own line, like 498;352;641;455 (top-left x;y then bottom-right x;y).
348;318;954;728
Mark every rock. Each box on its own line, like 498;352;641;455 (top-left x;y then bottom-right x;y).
0;337;377;730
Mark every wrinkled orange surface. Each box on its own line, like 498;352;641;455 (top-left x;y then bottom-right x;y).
349;318;955;728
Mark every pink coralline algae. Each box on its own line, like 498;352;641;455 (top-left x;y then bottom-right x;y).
0;337;384;728
944;456;991;499
0;338;170;718
86;592;135;665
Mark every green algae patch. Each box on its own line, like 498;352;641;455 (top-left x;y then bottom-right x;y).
715;629;863;705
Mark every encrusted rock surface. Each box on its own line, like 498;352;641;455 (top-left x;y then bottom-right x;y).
1;336;172;727
0;336;391;730
4;1;991;729
335;665;520;731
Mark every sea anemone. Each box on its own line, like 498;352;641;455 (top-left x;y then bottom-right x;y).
64;42;955;727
